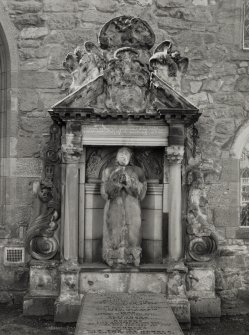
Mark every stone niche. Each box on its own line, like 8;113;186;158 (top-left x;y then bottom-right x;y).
84;146;165;264
23;16;220;325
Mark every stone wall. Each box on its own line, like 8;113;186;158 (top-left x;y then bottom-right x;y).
0;0;249;314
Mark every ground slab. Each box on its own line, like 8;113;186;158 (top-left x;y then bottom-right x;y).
75;293;184;335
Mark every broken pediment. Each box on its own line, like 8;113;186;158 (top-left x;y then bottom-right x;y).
50;15;199;123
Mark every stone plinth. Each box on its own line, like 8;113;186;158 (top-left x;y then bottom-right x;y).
23;260;59;316
75;293;184;335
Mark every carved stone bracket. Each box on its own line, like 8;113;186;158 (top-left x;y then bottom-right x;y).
166;145;184;165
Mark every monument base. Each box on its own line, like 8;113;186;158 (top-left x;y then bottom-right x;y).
54;296;82;323
23;295;56;316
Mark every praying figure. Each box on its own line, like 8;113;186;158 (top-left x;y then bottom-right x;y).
101;147;147;267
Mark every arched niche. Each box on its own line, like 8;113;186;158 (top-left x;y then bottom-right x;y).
0;0;19;231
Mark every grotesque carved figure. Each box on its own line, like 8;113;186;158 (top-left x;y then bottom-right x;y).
101;147;147;267
149;40;188;91
63;42;105;93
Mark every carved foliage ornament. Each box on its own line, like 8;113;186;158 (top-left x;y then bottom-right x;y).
166;146;184;164
25;122;61;261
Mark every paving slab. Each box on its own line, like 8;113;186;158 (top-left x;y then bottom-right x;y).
75;293;184;335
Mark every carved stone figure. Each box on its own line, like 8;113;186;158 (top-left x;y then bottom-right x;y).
101;147;147;267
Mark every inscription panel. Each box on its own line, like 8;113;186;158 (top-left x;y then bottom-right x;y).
82;125;169;146
76;293;183;335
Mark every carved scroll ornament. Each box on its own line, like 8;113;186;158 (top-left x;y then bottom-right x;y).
25;181;60;260
25;122;61;261
186;159;220;262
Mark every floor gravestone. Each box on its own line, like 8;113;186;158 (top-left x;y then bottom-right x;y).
75;293;184;335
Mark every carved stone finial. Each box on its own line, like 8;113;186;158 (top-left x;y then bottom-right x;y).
166;145;184;164
149;40;188;90
63;42;105;93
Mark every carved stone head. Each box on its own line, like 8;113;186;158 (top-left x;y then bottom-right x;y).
116;147;132;166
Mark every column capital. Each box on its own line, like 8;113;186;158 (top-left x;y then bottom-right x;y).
166;145;184;164
61;144;83;164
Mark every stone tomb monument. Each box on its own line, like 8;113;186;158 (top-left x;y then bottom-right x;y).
23;16;221;327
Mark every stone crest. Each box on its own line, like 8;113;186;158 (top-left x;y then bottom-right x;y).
60;15;193;115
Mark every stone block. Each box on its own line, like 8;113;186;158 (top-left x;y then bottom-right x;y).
235;76;249;92
54;297;81;322
156;0;185;8
190;297;221;318
80;272;167;294
19;71;58;89
220;158;239;182
214;206;240;227
19;89;39;112
20;27;48;40
29;262;59;296
44;13;78;30
187;268;215;298
23;295;56;316
225;227;237;239
44;0;77;12
168;298;191;324
10;1;42;13
15;158;43;177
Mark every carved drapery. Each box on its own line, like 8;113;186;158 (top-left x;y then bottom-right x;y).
25;122;61;260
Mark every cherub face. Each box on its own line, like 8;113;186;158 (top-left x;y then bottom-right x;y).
116;148;131;166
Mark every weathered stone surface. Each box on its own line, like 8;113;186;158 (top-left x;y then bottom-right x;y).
43;0;76;12
235;76;249;92
76;293;184;335
80;272;167;294
190;81;202;93
19;71;58;89
43;13;78;30
14;13;44;29
20;27;49;40
10;1;42;13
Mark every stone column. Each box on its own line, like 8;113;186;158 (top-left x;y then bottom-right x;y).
79;147;86;262
61;137;82;263
55;133;83;323
166;145;184;261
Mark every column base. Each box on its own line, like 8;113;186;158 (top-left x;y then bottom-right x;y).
54;296;82;323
